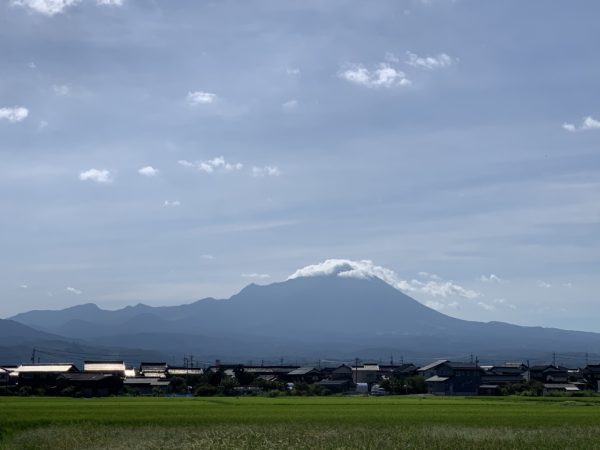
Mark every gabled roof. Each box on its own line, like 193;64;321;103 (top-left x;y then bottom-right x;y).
448;362;480;370
288;367;320;376
84;361;126;372
332;365;352;373
59;373;117;382
16;364;78;373
584;365;600;374
425;376;450;382
487;366;526;375
418;360;448;372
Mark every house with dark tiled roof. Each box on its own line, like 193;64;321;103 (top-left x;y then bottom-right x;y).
582;364;600;391
15;363;79;388
418;360;483;396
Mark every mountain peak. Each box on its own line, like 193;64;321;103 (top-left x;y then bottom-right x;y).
288;259;404;291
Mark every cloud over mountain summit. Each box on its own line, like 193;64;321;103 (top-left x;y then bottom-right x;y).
288;259;480;301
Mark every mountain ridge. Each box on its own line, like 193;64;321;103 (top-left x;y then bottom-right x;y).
8;275;600;363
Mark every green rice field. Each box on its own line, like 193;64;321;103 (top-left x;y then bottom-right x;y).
2;396;600;449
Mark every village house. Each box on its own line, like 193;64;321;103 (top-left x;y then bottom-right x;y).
418;360;482;396
243;365;298;383
83;360;127;378
527;365;570;384
123;377;171;395
287;367;322;384
57;373;123;397
14;363;79;389
582;364;600;391
0;368;9;387
352;364;380;385
481;364;527;386
316;365;355;393
140;362;168;378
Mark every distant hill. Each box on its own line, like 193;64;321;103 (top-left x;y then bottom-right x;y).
0;318;165;366
9;275;600;364
0;318;60;341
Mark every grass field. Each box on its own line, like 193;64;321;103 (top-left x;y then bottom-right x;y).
2;395;600;449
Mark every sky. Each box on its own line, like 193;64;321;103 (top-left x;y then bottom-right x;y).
1;0;599;331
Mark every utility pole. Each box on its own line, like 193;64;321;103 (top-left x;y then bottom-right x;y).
189;354;194;368
390;355;394;365
552;352;556;367
30;348;36;364
470;353;474;364
354;357;359;384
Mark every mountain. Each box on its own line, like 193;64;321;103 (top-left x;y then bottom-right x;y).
0;318;166;366
0;318;60;341
9;274;600;364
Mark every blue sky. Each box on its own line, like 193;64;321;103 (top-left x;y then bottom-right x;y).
1;0;599;331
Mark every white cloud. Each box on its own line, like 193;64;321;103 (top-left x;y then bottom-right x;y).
97;0;124;5
201;254;214;260
138;166;159;177
563;116;600;132
538;281;552;289
289;259;481;300
480;274;502;283
285;67;300;75
338;63;411;88
252;166;281;177
163;200;181;207
384;52;400;63
66;286;82;295
405;51;454;70
52;84;70;96
79;168;113;184
492;298;517;309
418;271;441;281
19;284;28;289
11;0;81;16
410;279;481;299
477;301;495;311
282;99;298;110
186;91;217;106
242;273;271;279
0;106;29;123
178;157;243;173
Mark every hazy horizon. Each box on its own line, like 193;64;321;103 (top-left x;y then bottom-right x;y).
2;0;600;333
